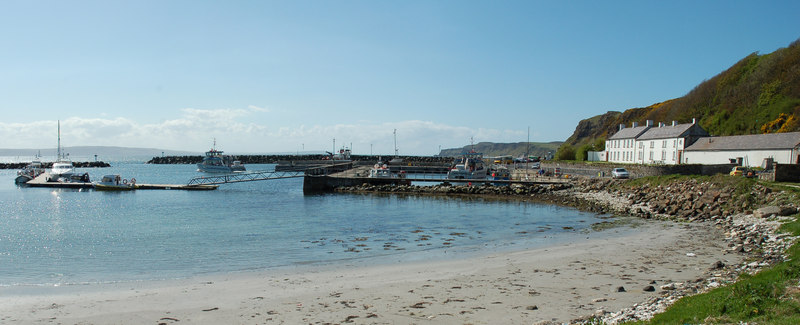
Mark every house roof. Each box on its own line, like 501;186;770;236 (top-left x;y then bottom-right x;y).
637;123;704;140
685;132;800;151
608;126;650;140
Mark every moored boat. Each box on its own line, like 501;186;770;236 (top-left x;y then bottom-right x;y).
368;160;406;179
197;141;246;173
45;120;89;183
15;160;46;184
446;151;487;180
490;166;511;186
94;174;137;191
48;161;75;181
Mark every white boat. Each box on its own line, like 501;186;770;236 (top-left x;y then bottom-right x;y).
94;174;136;191
49;162;74;178
368;161;406;179
197;141;246;173
15;160;46;184
447;151;488;180
46;120;83;182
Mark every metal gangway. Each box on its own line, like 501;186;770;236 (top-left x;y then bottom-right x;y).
187;170;305;186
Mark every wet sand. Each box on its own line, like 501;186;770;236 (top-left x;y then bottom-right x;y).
0;221;739;324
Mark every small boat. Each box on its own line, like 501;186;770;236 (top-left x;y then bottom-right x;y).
368;161;406;179
490;166;511;186
447;151;487;180
94;174;137;191
15;160;46;184
48;161;75;181
197;141;246;173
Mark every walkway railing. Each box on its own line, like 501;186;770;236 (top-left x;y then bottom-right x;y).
187;170;305;186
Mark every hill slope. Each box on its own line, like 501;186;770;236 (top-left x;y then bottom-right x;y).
439;141;562;158
563;38;800;151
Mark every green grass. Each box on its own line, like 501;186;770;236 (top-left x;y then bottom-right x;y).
631;214;800;324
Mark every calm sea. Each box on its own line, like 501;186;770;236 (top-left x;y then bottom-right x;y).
0;162;613;287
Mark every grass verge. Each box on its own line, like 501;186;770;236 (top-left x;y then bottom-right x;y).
633;214;800;324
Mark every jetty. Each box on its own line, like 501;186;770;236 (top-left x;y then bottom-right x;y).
24;173;219;190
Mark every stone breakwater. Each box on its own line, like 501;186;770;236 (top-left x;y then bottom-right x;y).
0;161;110;169
334;178;799;324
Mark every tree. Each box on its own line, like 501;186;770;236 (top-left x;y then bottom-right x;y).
556;144;576;161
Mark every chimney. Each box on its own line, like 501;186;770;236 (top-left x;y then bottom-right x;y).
646;120;654;127
672;121;678;126
618;124;625;131
632;122;639;128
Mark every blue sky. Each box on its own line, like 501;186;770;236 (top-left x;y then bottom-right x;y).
1;0;798;156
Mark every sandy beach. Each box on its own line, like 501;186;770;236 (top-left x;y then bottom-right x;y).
0;220;741;325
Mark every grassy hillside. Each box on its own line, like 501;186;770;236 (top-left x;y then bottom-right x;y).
439;141;562;158
561;38;800;156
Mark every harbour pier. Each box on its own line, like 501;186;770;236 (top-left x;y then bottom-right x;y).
24;173;219;190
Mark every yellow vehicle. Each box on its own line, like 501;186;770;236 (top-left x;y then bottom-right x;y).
730;166;746;176
493;155;513;164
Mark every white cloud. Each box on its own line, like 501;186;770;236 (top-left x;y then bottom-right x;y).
0;109;528;155
247;105;270;112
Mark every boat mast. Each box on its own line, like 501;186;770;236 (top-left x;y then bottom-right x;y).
393;129;398;158
57;120;61;160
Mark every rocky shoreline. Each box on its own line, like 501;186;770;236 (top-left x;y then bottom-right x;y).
333;177;799;323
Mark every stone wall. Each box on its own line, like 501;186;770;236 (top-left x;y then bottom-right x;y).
774;163;800;182
539;162;736;178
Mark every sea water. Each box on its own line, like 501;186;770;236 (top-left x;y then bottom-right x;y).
0;162;612;287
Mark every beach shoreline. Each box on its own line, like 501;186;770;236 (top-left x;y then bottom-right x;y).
0;219;740;324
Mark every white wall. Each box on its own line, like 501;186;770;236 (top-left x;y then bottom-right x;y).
587;151;606;162
684;149;795;167
634;138;684;165
606;138;636;163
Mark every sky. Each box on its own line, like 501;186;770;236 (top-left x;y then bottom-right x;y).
1;0;799;156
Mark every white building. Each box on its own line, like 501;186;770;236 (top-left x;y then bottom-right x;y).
605;121;651;164
634;120;708;165
684;132;800;167
605;119;708;165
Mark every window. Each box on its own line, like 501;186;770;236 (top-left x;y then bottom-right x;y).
673;140;677;147
672;151;676;161
649;151;654;160
662;140;667;148
638;151;643;160
650;141;654;148
661;150;666;160
638;142;643;149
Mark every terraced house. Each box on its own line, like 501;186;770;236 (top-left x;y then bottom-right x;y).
605;119;709;165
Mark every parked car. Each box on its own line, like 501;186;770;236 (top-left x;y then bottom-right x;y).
611;168;630;179
730;166;758;178
730;166;746;176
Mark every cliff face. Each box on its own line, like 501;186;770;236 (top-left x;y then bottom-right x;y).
564;38;800;148
564;111;622;145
